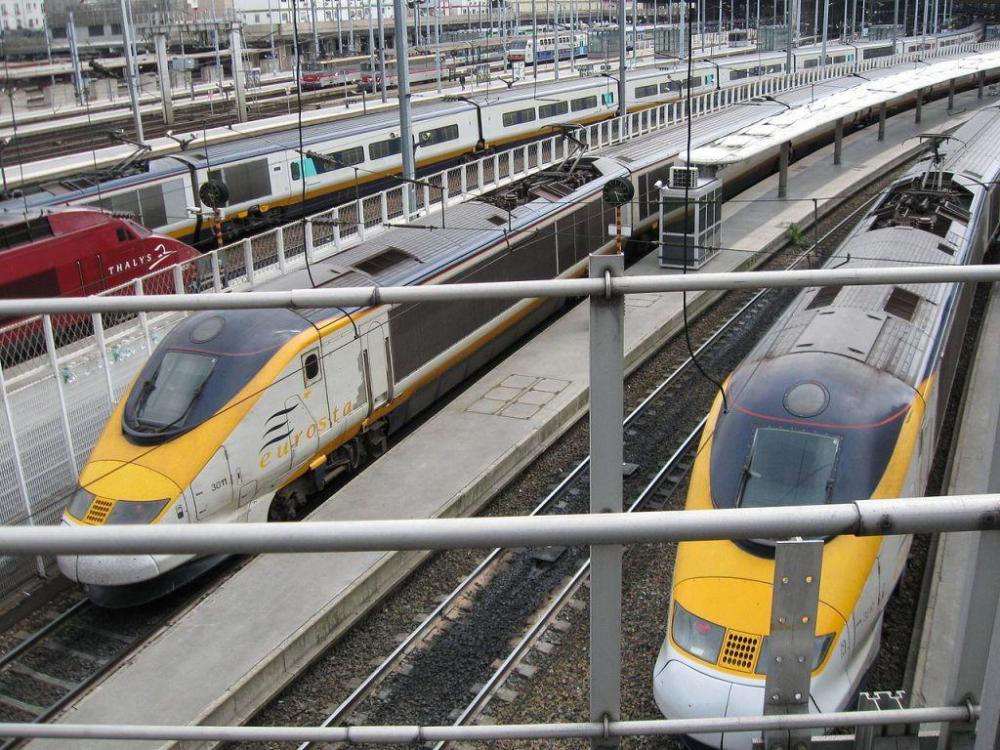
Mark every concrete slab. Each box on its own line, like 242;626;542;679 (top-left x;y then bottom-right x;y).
910;283;1000;713
30;86;998;750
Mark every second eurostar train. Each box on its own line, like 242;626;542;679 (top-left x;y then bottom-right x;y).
653;106;1000;749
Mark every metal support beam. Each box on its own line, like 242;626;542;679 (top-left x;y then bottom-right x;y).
376;0;387;103
778;141;789;199
67;11;85;105
617;0;627;117
393;0;417;213
915;87;922;123
154;32;174;128
878;102;886;142
834;117;843;165
229;22;248;123
588;253;625;749
763;540;823;750
947;78;954;111
978;72;984;100
118;0;144;142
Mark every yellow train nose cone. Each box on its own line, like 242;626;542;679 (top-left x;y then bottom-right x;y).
79;460;181;501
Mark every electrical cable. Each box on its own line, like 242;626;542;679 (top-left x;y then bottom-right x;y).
682;0;729;413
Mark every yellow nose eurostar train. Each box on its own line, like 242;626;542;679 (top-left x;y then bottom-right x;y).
653;107;1000;749
57;158;629;606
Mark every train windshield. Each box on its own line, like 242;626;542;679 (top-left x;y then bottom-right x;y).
129;351;217;431
122;309;308;444
738;428;840;509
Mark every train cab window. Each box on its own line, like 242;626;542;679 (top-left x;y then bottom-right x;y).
418;124;460;146
116;228;131;242
369;137;402;161
502;107;537;127
539;101;569;119
302;350;322;385
571;95;597;112
128;351;218;432
738;428;840;509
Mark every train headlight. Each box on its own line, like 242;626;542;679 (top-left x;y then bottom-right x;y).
754;633;835;675
105;498;170;525
66;488;96;520
671;602;726;663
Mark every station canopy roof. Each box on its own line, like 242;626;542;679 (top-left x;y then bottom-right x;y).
686;50;1000;166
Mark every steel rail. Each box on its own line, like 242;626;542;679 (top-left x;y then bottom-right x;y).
5;264;1000;315
0;704;977;743
434;419;708;746
297;277;767;748
0;598;89;673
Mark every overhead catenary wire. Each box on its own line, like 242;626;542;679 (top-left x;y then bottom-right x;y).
681;0;729;413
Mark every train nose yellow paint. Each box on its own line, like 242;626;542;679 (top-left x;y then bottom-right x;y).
79;460;181;502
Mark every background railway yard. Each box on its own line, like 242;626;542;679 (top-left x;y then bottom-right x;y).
0;20;999;750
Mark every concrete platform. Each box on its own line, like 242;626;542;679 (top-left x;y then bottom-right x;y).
909;273;1000;712
30;87;999;750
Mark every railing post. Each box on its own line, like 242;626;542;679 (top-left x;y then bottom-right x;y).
763;539;823;750
210;251;222;292
134;278;153;354
172;264;186;294
91;312;116;409
243;238;256;288
588;253;624;749
333;208;342;250
461;164;468;194
380;192;389;225
276;229;287;275
305;219;315;262
0;359;46;577
42;315;79;480
492;154;500;186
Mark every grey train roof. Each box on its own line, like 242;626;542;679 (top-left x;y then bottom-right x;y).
747;107;1000;391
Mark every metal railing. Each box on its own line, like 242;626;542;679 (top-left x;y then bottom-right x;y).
0;259;999;747
0;40;989;600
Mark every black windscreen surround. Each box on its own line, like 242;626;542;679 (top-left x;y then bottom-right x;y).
122;309;308;444
708;352;916;516
388;230;559;382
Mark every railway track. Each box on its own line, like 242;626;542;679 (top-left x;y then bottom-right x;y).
286;189;883;749
0;592;178;749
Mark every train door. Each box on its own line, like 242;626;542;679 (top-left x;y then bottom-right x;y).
74;255;105;295
322;333;367;434
189;446;235;520
363;322;392;416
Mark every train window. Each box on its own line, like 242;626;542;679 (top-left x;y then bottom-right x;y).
884;287;920;322
502;107;536;127
323;147;365;170
418;124;460;146
766;64;782;73
139;185;168;228
302;350;322;385
369;137;402;160
601;92;615;106
129;350;218;431
116;228;129;242
0;216;53;249
803;58;818;68
539;101;569;118
571;95;597;111
739;428;840;509
832;55;846;63
806;286;841;310
635;84;658;99
208;159;271;205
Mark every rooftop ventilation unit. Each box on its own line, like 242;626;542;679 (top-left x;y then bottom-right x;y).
668;166;699;190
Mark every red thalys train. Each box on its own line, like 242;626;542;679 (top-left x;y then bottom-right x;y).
0;208;199;358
